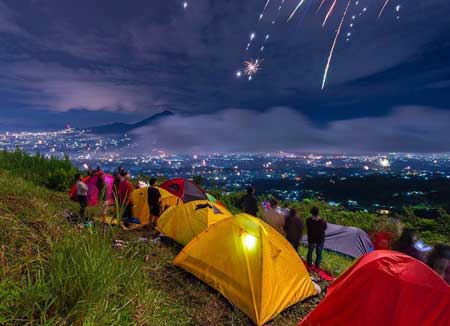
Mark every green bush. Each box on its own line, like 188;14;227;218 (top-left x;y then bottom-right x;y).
0;149;78;191
208;190;245;215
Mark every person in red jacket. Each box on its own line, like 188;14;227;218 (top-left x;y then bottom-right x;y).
118;171;134;224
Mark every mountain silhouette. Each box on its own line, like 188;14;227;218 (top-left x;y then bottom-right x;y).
88;111;174;134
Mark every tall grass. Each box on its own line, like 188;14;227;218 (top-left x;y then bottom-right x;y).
0;148;78;191
1;230;190;325
0;170;356;326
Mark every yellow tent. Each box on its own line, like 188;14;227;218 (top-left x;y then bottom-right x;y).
174;213;317;326
131;186;181;225
156;200;232;246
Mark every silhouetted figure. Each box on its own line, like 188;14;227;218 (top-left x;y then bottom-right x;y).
241;186;258;217
306;207;327;268
427;244;450;284
392;228;423;261
147;178;162;220
285;208;304;252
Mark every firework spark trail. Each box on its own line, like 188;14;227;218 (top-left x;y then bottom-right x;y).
258;0;287;53
287;0;307;22
259;0;271;20
321;0;352;89
322;0;337;27
242;0;400;85
316;0;329;14
378;0;391;18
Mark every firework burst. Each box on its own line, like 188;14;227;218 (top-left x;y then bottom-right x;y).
238;0;402;87
243;59;263;78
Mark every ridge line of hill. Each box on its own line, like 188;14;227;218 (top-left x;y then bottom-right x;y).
87;110;174;134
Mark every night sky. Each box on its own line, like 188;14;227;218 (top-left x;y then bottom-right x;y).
1;0;450;153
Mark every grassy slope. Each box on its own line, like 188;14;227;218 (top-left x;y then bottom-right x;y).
0;171;353;326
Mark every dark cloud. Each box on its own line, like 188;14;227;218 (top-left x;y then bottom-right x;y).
0;0;449;153
0;61;164;112
132;106;450;153
0;1;27;35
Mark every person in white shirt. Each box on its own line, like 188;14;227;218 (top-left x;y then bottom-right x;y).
75;173;88;222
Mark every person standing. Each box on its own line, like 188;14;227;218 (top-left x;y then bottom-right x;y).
285;208;304;252
147;178;162;223
262;198;285;234
75;173;88;223
306;207;327;268
113;166;125;201
241;186;259;217
96;169;106;200
95;169;108;215
118;171;134;225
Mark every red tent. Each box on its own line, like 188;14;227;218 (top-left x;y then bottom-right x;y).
372;231;394;250
160;178;207;203
299;250;450;326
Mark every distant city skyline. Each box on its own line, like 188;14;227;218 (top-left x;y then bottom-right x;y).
0;1;450;152
3;127;450;210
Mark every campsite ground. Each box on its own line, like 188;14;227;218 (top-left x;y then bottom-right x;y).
0;170;354;325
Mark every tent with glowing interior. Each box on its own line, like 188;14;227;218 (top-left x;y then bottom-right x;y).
131;186;181;225
160;178;208;203
156;200;232;246
69;172;114;206
299;250;450;326
174;213;317;326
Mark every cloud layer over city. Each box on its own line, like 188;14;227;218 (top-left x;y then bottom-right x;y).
133;106;450;153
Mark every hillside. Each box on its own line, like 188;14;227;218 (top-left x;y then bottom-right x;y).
88;110;174;134
0;169;357;325
1;150;448;325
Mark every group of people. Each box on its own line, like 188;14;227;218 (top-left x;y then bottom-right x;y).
75;166;162;226
75;172;449;284
241;186;327;269
242;186;450;284
75;166;107;221
392;228;450;284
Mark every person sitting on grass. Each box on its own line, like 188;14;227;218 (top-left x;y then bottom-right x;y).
284;208;304;253
306;206;327;269
75;173;88;223
147;178;161;223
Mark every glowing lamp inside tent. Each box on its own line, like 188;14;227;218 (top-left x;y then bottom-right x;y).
242;233;257;250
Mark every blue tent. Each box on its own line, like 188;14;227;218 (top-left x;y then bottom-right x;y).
302;223;374;258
